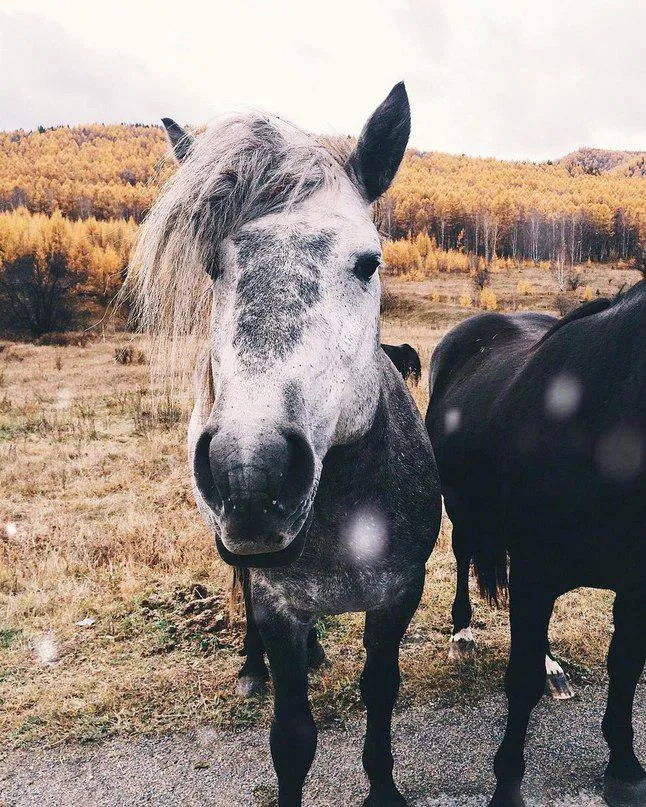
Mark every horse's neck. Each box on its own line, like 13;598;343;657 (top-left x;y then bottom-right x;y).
317;359;434;511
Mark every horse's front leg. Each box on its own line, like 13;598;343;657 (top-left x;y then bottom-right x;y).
361;574;425;807
602;590;646;806
236;568;270;696
238;569;324;697
256;597;316;807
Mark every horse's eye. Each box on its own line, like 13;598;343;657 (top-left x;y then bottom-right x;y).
353;253;381;283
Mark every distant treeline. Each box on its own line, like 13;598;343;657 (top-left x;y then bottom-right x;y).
384;149;646;265
0;125;167;222
1;125;645;265
0;126;645;336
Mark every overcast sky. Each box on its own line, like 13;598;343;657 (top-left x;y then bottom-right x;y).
0;0;644;160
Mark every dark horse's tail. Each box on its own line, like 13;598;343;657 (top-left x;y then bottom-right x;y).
472;537;508;607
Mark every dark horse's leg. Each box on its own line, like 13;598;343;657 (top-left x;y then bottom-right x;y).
237;569;325;697
488;568;555;807
361;574;424;807
602;590;646;806
449;525;476;660
257;605;316;807
236;568;269;697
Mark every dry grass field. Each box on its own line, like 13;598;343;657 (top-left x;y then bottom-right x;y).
0;263;640;750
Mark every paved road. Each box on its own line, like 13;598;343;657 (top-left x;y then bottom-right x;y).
1;683;644;806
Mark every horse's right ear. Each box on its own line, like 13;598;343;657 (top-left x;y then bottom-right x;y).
162;118;195;163
346;82;411;203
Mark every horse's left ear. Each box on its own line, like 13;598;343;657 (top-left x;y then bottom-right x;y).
162;118;195;163
346;82;411;203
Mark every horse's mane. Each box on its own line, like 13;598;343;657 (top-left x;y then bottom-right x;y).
124;113;353;391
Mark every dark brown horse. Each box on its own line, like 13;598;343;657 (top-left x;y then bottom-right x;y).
426;288;645;806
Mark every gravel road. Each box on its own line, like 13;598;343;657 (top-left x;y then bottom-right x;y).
1;682;643;807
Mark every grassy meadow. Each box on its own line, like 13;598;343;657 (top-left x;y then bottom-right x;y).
0;262;640;749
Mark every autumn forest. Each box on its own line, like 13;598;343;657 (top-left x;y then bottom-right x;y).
0;123;644;336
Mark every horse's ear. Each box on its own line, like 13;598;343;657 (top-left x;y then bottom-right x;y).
346;82;411;203
161;118;195;163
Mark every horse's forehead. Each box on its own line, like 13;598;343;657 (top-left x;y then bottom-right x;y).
229;225;337;370
232;225;336;266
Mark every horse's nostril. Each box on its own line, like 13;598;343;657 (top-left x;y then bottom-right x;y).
194;429;226;513
277;428;316;513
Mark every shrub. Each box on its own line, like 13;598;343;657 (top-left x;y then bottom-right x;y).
114;345;146;365
459;293;473;308
382;239;423;276
517;281;535;296
580;286;596;301
382;236;470;278
566;272;583;292
555;294;577;316
0;245;90;337
480;288;498;310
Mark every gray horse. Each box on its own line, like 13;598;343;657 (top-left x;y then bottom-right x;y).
128;83;441;807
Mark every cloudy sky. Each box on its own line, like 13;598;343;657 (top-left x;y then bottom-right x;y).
0;0;644;160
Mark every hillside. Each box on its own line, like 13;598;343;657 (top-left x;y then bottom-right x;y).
558;147;646;177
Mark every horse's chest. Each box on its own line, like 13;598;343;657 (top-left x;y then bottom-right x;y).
254;552;415;617
252;501;431;616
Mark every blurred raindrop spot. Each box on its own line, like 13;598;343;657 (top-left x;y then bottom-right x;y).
344;506;388;561
444;408;462;434
545;374;582;420
596;426;643;483
34;633;60;665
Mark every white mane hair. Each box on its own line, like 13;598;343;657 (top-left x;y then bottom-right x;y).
125;113;354;391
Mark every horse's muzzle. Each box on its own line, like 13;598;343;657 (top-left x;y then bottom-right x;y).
193;425;316;562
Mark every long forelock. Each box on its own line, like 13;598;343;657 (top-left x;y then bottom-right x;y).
125;113;354;391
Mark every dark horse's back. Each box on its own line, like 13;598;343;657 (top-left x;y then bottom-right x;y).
426;311;556;525
426;283;646;599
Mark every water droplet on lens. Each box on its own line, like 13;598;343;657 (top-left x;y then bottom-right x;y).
545;374;582;420
444;408;461;434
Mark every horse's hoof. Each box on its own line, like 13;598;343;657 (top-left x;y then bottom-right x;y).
363;786;407;806
604;775;646;806
236;674;268;698
487;784;526;807
545;656;576;700
308;639;327;670
448;627;476;661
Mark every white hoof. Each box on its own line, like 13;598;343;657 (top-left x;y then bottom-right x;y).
448;627;476;661
545;655;576;700
236;674;268;698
